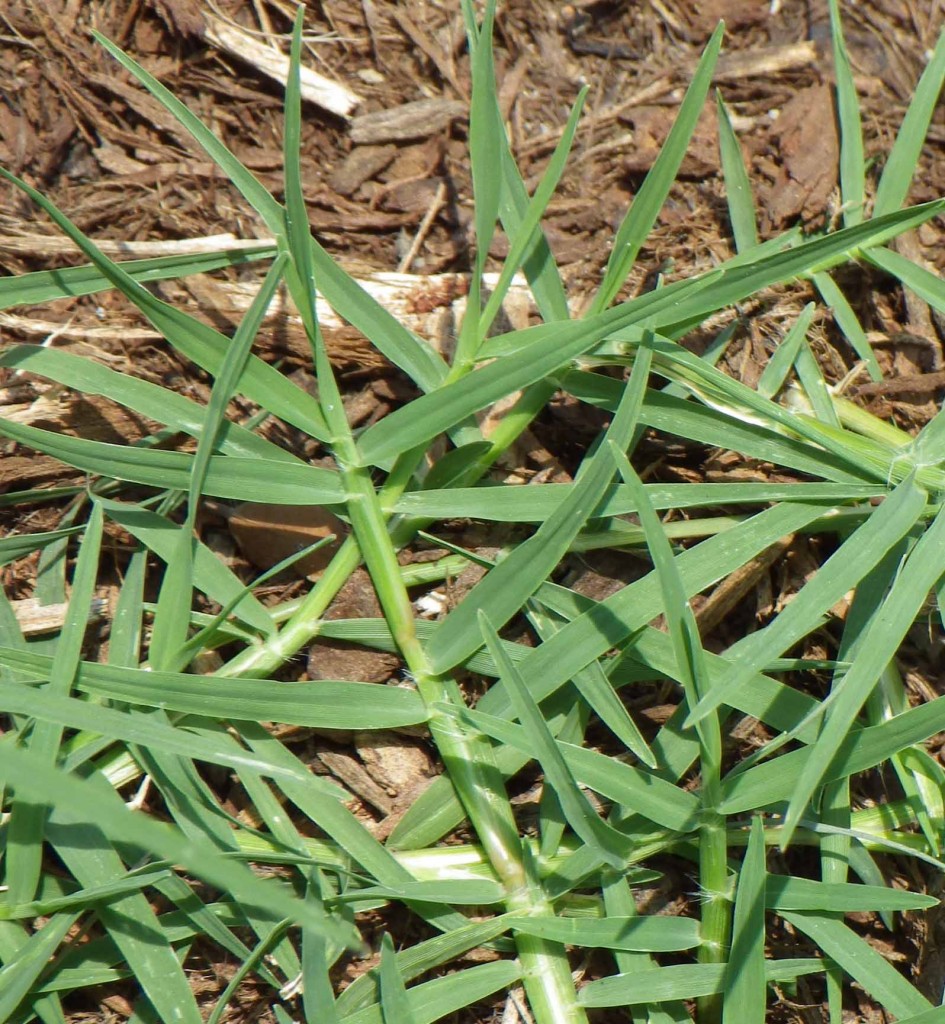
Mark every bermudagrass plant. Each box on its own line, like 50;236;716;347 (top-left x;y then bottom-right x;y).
2;2;945;1022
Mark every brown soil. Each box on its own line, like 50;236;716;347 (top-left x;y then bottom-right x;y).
3;0;945;1021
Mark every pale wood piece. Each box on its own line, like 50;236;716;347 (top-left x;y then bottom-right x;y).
204;14;361;119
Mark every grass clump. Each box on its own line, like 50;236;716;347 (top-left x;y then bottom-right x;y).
2;3;945;1022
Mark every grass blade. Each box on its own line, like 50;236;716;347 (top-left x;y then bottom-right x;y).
756;303;815;399
338;961;521;1024
91;31;447;393
873;26;945;217
592;24;723;311
0;166;327;441
813;271;881;380
0;244;275;308
828;0;866;225
0;912;79;1022
455;704;699;832
379;933;417;1024
0;419;343;504
723;817;767;1024
0;743;359;944
424;345;651;673
686;473;928;726
455;0;499;366
766;874;936;912
0;344;301;464
716;91;759;252
6;503;103;904
578;960;823;1007
478;86;587;338
506;915;700;952
781;911;931;1018
478;613;633;866
98;497;274;637
783;491;944;844
720;693;945;815
0;647;428;729
151;252;289;669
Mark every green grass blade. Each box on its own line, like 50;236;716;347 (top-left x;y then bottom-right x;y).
0;743;360;944
783;491;944;843
828;0;866;225
528;604;656;767
0;681;315;784
184;253;291;494
506;915;700;952
482;200;943;363
873;26;945;217
600;872;688;1024
720;692;945;815
154;870;289;989
335;918;512;1015
355;310;644;467
895;745;945;855
98;497;274;637
866;245;945;316
225;722;475;937
686;474;928;726
6;503;103;904
578;960;823;1007
0;345;299;464
716;91;759;252
592;24;723;311
379;933;417;1024
282;11;320;351
567;374;881;484
813;271;882;380
896;1010;945;1024
151;253;289;670
0;527;84;566
457;0;499;365
535;702;581;862
43;818;204;1024
478;86;587;338
608;443;711;729
0;647;428;729
0;912;79;1022
780;911;931;1018
766;874;936;912
424;345;651;673
91;31;447;393
349;879;503;906
0;166;328;441
301;870;341;1024
0;245;276;308
338;960;521;1024
207;918;292;1024
456;705;699;832
0;419;344;504
794;336;841;427
460;0;572;327
911;401;945;467
395;478;880;524
723;816;767;1024
496;138;570;324
478;501;829;726
478;614;633;866
757;303;815;399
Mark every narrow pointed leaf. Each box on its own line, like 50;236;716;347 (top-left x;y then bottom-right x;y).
478;613;633;866
781;911;932;1018
723;817;767;1023
716;91;758;252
